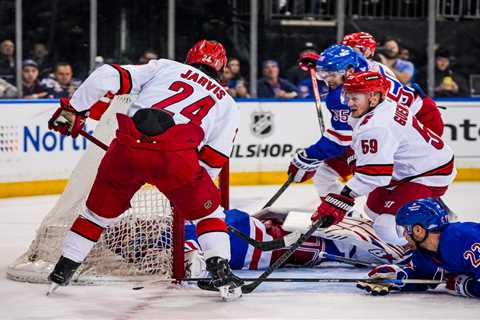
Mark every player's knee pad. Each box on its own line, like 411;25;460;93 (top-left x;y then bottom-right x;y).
373;214;408;246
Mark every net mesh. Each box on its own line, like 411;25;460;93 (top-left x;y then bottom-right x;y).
7;96;178;284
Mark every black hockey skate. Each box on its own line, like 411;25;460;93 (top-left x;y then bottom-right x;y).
197;257;243;301
48;256;81;286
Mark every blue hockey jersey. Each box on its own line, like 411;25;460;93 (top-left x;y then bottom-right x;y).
401;222;480;297
305;86;352;160
185;209;273;270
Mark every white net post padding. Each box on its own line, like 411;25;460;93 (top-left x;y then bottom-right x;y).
7;96;184;284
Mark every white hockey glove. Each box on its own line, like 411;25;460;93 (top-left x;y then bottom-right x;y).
446;274;477;298
357;264;407;296
184;242;208;278
288;150;322;183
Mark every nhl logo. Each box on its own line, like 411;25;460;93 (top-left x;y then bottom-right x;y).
250;111;274;138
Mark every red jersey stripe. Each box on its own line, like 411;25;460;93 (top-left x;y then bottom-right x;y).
199;145;229;168
356;164;394;176
249;224;263;270
70;216;104;242
110;64;133;95
326;129;352;142
196;218;228;236
389;157;455;187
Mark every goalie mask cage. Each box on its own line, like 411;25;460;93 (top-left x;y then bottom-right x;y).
6;96;229;284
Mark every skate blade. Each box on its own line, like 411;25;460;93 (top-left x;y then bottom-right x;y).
46;283;59;296
219;285;242;302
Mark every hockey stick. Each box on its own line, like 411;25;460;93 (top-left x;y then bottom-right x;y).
79;130;109;151
133;276;443;290
227;224;298;251
309;67;326;134
241;217;328;294
225;226;395;268
262;174;294;209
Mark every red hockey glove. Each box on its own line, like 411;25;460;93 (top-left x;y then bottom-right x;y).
48;98;86;138
288;150;322;183
356;264;407;296
311;193;354;227
298;51;320;72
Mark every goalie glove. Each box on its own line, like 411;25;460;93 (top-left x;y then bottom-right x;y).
298;51;320;72
356;264;407;296
288;149;322;183
48;98;87;138
311;193;354;227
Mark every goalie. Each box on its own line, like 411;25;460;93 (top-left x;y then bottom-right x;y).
104;208;408;277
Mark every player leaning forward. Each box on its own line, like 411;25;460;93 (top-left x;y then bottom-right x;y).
47;40;243;299
313;71;456;245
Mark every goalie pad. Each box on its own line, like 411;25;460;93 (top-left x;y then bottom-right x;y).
283;211;407;264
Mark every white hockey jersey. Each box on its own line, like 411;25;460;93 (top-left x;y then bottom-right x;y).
346;99;456;197
70;60;239;179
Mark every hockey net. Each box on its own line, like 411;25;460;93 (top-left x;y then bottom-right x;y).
6;96;228;284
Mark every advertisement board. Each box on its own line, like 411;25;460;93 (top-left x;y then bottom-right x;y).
0;98;479;196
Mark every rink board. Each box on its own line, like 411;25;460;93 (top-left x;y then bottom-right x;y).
0;98;480;197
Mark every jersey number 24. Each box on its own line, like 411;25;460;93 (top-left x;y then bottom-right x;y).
151;81;215;125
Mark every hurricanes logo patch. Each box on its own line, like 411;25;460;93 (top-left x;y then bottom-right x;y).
204;200;213;209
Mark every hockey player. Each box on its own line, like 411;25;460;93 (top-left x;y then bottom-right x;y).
341;31;443;136
311;71;455;244
357;198;480;298
288;45;367;196
47;40;242;300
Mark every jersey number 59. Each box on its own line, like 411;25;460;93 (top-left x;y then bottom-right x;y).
361;139;378;154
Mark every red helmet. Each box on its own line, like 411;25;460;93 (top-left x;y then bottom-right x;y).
343;71;390;99
341;32;377;56
186;40;227;72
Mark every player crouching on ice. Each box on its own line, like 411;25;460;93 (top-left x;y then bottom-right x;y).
311;71;456;244
358;198;480;298
47;40;243;301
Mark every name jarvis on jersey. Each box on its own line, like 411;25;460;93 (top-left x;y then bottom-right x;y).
180;69;226;100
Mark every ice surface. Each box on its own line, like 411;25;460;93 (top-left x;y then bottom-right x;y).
0;183;479;320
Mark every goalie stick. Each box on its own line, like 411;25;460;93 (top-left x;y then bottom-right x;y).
132;276;443;290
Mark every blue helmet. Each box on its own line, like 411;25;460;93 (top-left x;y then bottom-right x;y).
396;198;449;233
316;44;369;73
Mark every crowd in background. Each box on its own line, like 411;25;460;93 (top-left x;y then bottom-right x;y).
0;36;470;100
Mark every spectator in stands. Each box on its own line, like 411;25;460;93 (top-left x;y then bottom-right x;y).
0;39;15;84
31;42;53;78
0;77;18;98
234;79;250;98
378;39;415;85
227;58;244;83
138;49;159;64
286;41;319;86
257;59;299;98
418;48;468;97
399;48;411;61
22;60;49;99
41;62;82;98
222;66;236;96
224;58;250;98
